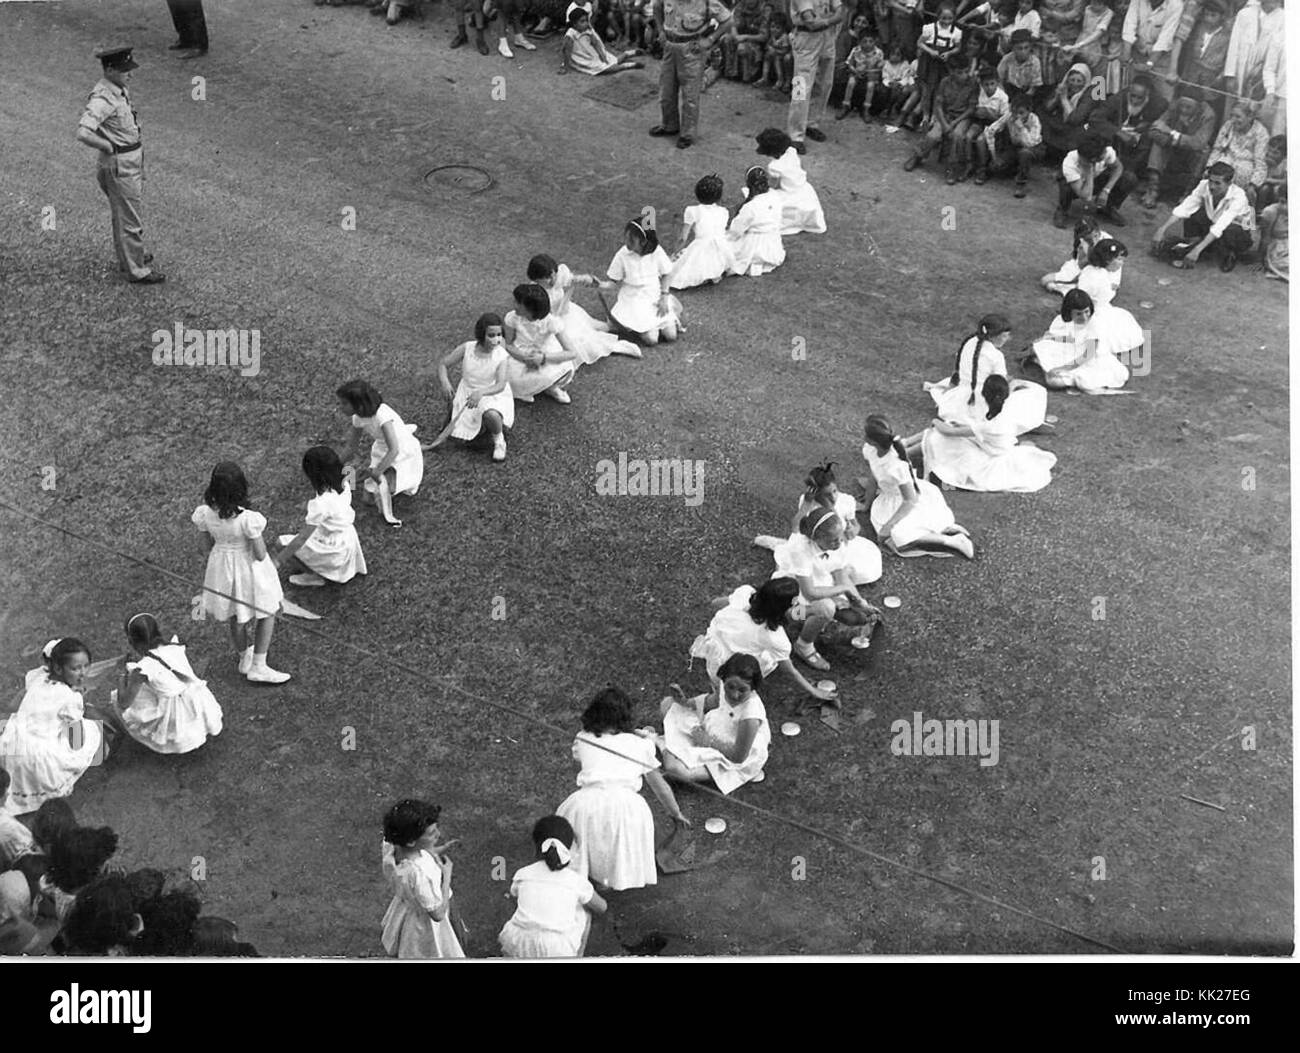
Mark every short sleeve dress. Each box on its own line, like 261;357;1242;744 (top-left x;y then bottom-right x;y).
862;441;957;549
503;310;579;398
1076;265;1144;363
771;533;854;610
670;204;738;289
922;412;1057;492
498;860;596;958
0;671;103;815
690;584;793;681
607;245;675;333
191;505;284;623
545;264;637;364
120;642;224;754
927;336;1048;433
450;341;516;438
556;731;659;891
380;843;465;959
767;147;827;235
287;485;367;582
784;492;883;585
662;692;771;795
353;403;424;496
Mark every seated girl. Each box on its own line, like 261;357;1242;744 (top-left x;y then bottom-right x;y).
670;174;737;289
1023;288;1131;393
1041;215;1110;295
434;313;516;463
923;313;1048;433
755;128;827;235
277;445;368;584
605;220;680;345
921;375;1058;492
503;283;582;402
727;167;786;277
559;7;642;75
658;654;771;795
527;254;642;362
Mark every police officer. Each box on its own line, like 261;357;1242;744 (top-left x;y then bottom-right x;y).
76;47;163;284
787;0;851;154
649;0;732;149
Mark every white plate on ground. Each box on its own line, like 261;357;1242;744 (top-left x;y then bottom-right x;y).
850;634;872;649
883;595;902;609
781;721;802;737
704;817;727;834
816;679;837;694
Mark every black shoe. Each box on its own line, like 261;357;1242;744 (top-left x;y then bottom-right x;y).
648;125;679;137
130;272;166;285
1219;251;1238;273
791;140;807;155
805;127;826;142
450;31;468;48
676;136;693;149
178;48;208;59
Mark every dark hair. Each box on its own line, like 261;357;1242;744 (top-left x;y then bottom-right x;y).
31;799;77;851
744;166;770;198
1010;28;1033;44
1267;134;1287;153
512;282;552;321
45;638;91;681
694;173;724;205
1061;288;1094;322
302;445;345;496
133;884;204;956
977;64;999;82
624;220;660;255
0;766;7;797
580;686;634;735
982;374;1010;419
202;462;249;519
802;461;837;503
567;6;589;24
748;577;799;631
1010;92;1033;111
717;653;763;690
954;313;1011;405
800;503;842;541
382;799;442;848
62;874;139;955
1129;75;1154;94
755;127;792;158
124;868;166;908
193;915;259;957
531;815;576;871
474;311;505;345
47;826;120;893
1087;237;1127;266
526;254;558;281
1206;160;1236;182
1072;215;1103;257
864;414;920;494
124;613;165;652
1076;132;1107;162
336;379;383;418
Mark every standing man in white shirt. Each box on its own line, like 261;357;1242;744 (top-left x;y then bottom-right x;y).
1151;160;1257;270
1122;0;1185;93
1223;0;1286;135
786;0;853;154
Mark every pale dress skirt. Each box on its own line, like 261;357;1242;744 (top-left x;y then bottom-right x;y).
560;301;638;365
870;478;957;548
773;182;827;236
556;783;657;891
505;357;578;399
922;428;1056;493
670;236;737;289
381;897;465;959
366;424;424;496
499;911;591;958
292;524;367;582
121;679;223;754
0;679;102;815
662;704;770;796
201;545;283;623
450;379;516;438
1033;324;1130;390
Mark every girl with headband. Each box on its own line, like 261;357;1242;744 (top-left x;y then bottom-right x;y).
499;815;608;958
112;613;223;754
0;638;104;814
727;166;786;277
604;219;681;345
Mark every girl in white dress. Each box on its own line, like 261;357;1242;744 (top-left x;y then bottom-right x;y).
861;415;973;558
689;578;838;704
112;613;223;755
924;314;1048;434
606;220;680;345
276;446;368;586
727;167;786;276
922;375;1057;492
556;688;689;891
659;654;771;795
503;283;582;402
380;798;465;959
499;815;607;959
1040;216;1111;295
337;380;424;527
1025;289;1133;394
669;174;737;289
191;462;289;684
754;461;884;587
0;639;104;814
436;313;516;463
1076;238;1144;361
771;507;878;673
526;255;642;363
756;128;827;236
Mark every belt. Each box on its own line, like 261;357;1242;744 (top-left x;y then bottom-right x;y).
664;30;708;43
109;141;142;154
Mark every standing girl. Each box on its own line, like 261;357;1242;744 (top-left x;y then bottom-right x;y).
915;4;964;122
727;167;786;277
112;613;223;754
755;128;827;236
924;313;1049;434
498;815;607;958
503;283;582;401
436;313;516;463
669;174;738;289
658;654;771;794
862;415;974;558
556;687;689;891
337;380;424;528
380;798;465;959
605;220;680;345
276;446;368;586
0;639;104;814
191;463;289;684
922;375;1058;491
526;255;642;362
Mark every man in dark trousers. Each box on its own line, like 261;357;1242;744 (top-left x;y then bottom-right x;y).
649;0;733;149
166;0;209;59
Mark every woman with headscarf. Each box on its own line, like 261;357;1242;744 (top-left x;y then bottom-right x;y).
1040;61;1100;156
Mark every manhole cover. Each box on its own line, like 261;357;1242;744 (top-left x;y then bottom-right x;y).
423;164;494;194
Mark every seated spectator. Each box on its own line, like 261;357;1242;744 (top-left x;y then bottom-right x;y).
980;91;1045;195
1142;89;1219;206
1039;61;1100;157
1060;0;1115;76
723;0;767;82
1172;0;1230;107
836;26;886;120
1090;75;1163;204
1151;160;1257;270
831;10;870;105
1001;0;1043;53
878;43;919;120
1256;134;1286;211
60;874;143;955
903;62;979;183
1055;128;1128;227
966;64;1011;180
1223;0;1285;135
1256;185;1288;281
1038;0;1087;86
559;8;643;75
42;825;119;928
29;799;76;857
1206;99;1269;201
999;28;1045;96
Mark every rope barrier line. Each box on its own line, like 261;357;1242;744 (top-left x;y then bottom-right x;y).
0;497;1122;952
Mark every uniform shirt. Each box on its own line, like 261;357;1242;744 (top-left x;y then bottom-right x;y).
1171;178;1256;234
661;0;730;36
1122;0;1185;54
78;77;140;148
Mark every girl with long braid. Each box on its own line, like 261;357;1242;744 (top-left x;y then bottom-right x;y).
862;415;973;558
925;313;1048;433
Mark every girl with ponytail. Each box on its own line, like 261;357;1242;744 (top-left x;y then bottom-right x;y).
727;166;786;276
922;376;1057;492
499;815;608;958
925;313;1049;432
605;219;681;345
862;416;973;558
